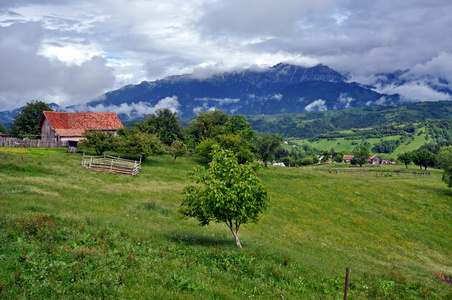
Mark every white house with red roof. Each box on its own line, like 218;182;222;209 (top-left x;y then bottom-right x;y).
38;111;123;143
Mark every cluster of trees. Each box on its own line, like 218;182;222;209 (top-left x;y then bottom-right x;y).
248;101;452;141
80;108;187;163
397;147;452;187
81;108;284;166
372;138;402;154
397;149;442;171
424;120;452;141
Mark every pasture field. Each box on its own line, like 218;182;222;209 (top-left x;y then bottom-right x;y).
0;147;451;299
290;131;429;157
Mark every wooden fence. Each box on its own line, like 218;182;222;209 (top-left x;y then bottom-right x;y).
0;137;67;148
81;154;141;176
312;168;431;177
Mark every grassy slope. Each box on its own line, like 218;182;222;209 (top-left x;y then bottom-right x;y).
290;126;431;156
1;147;451;299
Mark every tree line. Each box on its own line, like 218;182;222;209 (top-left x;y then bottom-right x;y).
81;108;285;167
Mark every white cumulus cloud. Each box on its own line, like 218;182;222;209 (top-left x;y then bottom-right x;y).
305;99;327;112
376;82;452;103
72;96;180;118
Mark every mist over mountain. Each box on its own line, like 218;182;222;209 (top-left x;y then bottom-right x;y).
1;63;451;128
66;63;404;120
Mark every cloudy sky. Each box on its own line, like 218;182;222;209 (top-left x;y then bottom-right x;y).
1;0;451;111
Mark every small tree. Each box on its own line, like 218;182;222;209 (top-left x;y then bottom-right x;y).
321;150;331;163
397;152;412;168
0;122;8;134
180;146;269;248
79;130;117;155
352;146;371;167
170;140;188;164
312;154;319;164
334;152;344;163
10;100;53;137
120;132;166;161
254;133;282;167
438;146;452;187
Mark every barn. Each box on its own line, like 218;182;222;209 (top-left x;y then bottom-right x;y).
38;111;123;143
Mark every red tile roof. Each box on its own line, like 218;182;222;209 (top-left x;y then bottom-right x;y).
39;111;123;137
342;155;354;160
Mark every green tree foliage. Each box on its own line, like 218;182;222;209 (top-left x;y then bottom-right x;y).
412;150;437;170
352;146;370;167
170;140;188;164
191;113;256;164
397;152;412;168
299;156;314;166
134;108;185;146
195;134;254;164
254;133;283;167
247;102;452;141
437;146;452;187
312;154;319;164
222;115;255;142
10;100;53;137
321;150;331;163
372;139;401;153
280;156;294;167
180;146;269;248
0;122;8;134
79;130;117;155
120;132;166;161
334;152;344;163
187;110;230;144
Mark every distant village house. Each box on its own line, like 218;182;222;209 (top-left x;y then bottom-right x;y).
368;154;383;164
39;111;123;143
342;155;354;163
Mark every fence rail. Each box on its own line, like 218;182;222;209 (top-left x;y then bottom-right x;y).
312;167;431;177
0;137;67;148
81;154;141;176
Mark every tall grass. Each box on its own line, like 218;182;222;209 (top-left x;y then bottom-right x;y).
0;147;451;299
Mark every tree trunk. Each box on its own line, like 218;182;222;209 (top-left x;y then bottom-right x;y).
173;155;177;164
227;222;242;249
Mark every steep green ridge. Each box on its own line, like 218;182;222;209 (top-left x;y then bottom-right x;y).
246;101;452;139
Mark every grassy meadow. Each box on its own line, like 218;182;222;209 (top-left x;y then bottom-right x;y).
289;130;430;157
0;147;451;299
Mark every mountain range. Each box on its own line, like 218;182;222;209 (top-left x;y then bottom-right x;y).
80;63;401;120
1;63;450;128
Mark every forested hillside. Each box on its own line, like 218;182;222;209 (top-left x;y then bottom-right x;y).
246;101;452;139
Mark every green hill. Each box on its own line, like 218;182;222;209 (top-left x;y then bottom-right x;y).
247;101;452;139
1;148;451;299
247;101;452;155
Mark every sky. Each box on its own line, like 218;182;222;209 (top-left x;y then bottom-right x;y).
1;0;452;111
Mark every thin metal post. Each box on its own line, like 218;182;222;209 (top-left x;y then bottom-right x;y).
344;267;349;300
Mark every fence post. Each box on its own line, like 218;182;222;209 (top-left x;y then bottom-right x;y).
344;267;349;300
